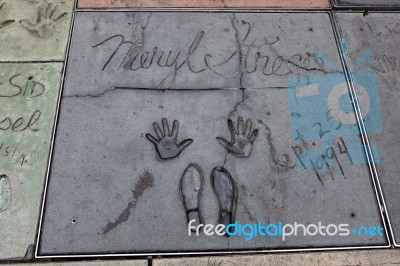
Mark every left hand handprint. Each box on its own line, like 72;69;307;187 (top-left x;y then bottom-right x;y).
146;118;193;160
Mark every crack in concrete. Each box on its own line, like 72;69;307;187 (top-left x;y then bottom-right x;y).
117;12;152;70
63;87;122;98
222;151;228;168
142;12;152;35
138;12;152;46
63;87;259;99
228;88;246;118
230;13;245;89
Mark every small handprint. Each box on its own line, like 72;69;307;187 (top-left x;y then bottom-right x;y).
216;116;259;157
19;3;67;38
146;118;193;160
0;2;15;30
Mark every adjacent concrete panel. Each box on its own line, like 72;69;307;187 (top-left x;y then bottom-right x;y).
77;0;330;9
335;12;400;246
38;12;387;256
7;261;147;266
0;0;74;62
154;250;400;266
0;63;62;259
333;0;400;8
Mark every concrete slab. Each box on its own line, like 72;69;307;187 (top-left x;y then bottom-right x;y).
335;12;400;247
154;249;400;266
0;0;74;62
38;12;387;257
0;63;62;259
333;0;400;8
7;261;147;266
77;0;330;9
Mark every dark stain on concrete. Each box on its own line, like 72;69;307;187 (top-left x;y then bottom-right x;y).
133;170;154;200
103;170;154;234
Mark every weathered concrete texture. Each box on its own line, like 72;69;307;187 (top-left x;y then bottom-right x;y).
78;0;330;9
7;261;147;266
0;63;62;259
154;249;400;266
0;0;74;62
334;0;400;7
39;12;387;256
335;12;400;247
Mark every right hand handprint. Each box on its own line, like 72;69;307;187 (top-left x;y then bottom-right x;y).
216;116;259;157
19;3;67;38
146;118;193;160
0;3;15;30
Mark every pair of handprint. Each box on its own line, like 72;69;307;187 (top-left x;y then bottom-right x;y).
146;117;259;160
0;2;66;38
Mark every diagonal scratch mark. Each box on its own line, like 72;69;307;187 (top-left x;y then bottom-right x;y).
103;171;154;235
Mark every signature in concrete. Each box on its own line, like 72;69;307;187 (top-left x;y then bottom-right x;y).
0;110;42;133
0;2;15;30
146;118;193;160
216;116;259;157
19;3;67;38
0;74;46;98
292;136;351;186
92;16;326;88
0;142;40;167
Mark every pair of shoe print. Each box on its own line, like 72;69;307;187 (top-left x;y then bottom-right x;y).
180;163;238;236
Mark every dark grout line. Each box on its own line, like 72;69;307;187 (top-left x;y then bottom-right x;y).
34;0;77;260
0;61;65;64
74;8;332;13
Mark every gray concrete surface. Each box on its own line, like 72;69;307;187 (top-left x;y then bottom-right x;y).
335;12;400;247
38;12;387;256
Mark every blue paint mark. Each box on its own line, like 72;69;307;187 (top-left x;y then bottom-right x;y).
286;70;382;168
354;49;374;66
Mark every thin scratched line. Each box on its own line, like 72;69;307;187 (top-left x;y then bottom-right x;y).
115;87;229;91
115;86;293;91
62;86;296;98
